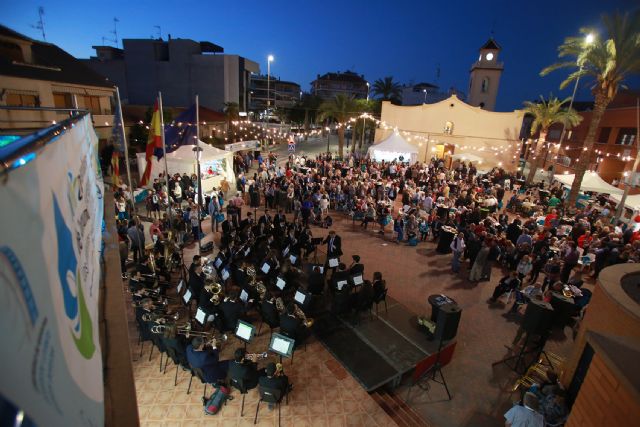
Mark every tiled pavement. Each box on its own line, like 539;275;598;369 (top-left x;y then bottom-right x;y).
129;201;581;427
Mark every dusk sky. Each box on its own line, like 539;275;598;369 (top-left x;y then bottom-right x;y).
3;0;638;111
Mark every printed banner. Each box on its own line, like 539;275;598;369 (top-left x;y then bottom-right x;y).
0;114;104;426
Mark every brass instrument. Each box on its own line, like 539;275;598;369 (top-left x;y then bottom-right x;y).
141;311;180;323
293;304;314;328
149;253;157;275
204;280;223;305
256;282;267;300
150;323;228;344
275;297;285;313
202;257;216;278
244;352;269;362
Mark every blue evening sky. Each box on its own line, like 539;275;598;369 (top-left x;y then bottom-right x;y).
2;0;638;111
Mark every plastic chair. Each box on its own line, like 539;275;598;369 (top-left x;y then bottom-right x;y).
254;385;289;427
187;367;208;398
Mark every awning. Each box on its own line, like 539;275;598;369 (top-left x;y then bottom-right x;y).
554;172;623;195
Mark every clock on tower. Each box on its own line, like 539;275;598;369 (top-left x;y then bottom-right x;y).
468;38;504;111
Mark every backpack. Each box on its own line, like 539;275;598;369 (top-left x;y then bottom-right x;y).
203;385;231;415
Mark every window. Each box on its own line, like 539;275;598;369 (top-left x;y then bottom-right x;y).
615;127;637;146
598;127;611;144
82;95;101;114
481;77;489;93
548;129;561;140
444;121;454;135
53;92;73;109
0;41;24;62
6;92;37;107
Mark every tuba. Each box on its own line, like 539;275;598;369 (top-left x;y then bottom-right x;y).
205;281;223;305
275;297;285;313
293;304;314;328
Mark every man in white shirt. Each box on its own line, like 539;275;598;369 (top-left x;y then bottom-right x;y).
504;392;544;427
450;232;466;273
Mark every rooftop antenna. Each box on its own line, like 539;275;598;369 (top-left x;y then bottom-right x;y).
154;25;162;40
110;17;120;47
31;6;46;41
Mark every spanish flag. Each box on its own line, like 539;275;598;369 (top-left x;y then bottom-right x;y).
111;152;121;188
139;101;163;186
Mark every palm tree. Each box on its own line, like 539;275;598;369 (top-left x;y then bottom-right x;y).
223;102;239;141
541;11;640;206
319;94;360;157
372;76;402;104
523;96;582;184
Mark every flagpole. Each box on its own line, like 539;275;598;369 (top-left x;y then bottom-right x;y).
115;86;136;217
195;94;202;254
158;92;173;228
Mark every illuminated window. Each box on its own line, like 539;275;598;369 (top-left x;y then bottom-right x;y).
444;121;454;135
53;92;73;109
615;128;637;146
6;92;37;107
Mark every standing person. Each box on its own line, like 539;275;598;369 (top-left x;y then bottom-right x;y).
208;191;221;233
450;232;466;273
323;230;343;259
469;242;489;282
189;207;200;242
127;219;145;263
561;242;580;283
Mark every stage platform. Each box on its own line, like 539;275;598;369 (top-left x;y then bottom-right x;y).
313;296;443;392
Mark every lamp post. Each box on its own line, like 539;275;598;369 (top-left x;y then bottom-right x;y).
548;33;595;168
423;89;427;104
326;126;331;154
366;82;370;102
266;54;274;149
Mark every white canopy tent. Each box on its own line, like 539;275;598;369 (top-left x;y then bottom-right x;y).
136;142;235;192
553;172;623;195
450;153;484;163
368;132;418;164
609;193;640;211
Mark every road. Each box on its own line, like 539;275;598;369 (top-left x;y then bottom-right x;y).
266;134;367;165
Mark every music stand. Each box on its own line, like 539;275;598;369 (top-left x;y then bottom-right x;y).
194;306;208;326
269;333;295;364
235;320;256;350
293;289;310;309
182;289;193;306
408;338;453;401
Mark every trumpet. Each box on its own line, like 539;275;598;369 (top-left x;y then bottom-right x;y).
141;311;180;323
293;304;314;328
244;352;269;362
150;323;228;342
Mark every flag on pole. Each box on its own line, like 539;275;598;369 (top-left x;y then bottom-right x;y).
109;99;125;188
140;101;163;186
157;104;197;158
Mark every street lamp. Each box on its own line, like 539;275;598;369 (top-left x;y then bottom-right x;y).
326;126;331;154
366;82;370;101
551;33;595;168
422;89;427;104
267;55;274;122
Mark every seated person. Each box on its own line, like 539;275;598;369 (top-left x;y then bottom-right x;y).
279;302;310;345
259;362;291;401
219;291;246;332
349;255;364;276
354;279;374;313
504;392;544;427
330;263;350;293
307;266;325;295
508;282;543;313
488;271;521;303
185;336;229;384
332;286;352;316
372;272;386;298
260;293;280;327
322;215;333;228
228;348;265;390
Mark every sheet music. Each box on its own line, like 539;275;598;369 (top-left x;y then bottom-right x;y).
240;289;248;302
207;314;215;322
353;275;363;285
221;269;230;281
282;246;290;256
195;308;206;324
294;291;305;305
328;258;339;268
276;277;286;290
214;258;222;268
177;280;184;293
183;289;192;303
337;280;347;290
262;263;271;274
289;255;297;264
244;247;251;256
272;337;291;355
236;323;252;341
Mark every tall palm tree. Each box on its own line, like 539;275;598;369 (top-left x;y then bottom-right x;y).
372;76;402;104
541;11;640;206
523;96;582;184
223;102;239;141
319;94;360;157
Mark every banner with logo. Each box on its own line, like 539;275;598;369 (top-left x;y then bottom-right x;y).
0;114;104;426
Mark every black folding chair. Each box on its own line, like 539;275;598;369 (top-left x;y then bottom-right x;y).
230;377;257;417
254;385;289;427
373;288;388;316
187;367;208;398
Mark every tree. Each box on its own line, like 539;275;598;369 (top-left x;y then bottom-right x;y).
541;11;640;206
223;102;240;142
523;96;582;184
372;76;402;104
318;94;360;157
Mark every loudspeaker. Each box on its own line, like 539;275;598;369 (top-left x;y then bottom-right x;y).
522;299;554;335
435;303;461;342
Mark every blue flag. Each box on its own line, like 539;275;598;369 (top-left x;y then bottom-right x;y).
153;104;197;159
110;101;125;153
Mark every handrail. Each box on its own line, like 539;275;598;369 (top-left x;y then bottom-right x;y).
0;111;90;183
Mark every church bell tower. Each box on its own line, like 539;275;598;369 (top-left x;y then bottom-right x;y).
467;38;503;111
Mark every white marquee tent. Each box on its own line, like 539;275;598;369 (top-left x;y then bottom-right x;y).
368;132;418;163
553;172;623;195
136;142;235;192
609;193;640;211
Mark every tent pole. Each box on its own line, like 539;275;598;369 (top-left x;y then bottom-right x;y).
195;95;202;255
158;92;173;229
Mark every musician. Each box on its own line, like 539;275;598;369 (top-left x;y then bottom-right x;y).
274;209;287;233
258;210;273;227
279;302;310;345
259;362;291;400
186;336;229;384
330;263;351;293
349;255;364;276
188;255;205;302
353;279;375;314
372;272;386;297
161;324;188;368
323;230;342;258
307;266;325;296
239;212;254;230
219;291;246;332
260;292;280;327
228;348;265;390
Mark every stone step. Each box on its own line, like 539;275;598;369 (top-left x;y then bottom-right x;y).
372;388;430;427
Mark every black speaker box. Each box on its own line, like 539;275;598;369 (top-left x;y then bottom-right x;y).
435;303;461;342
522;299;554;335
